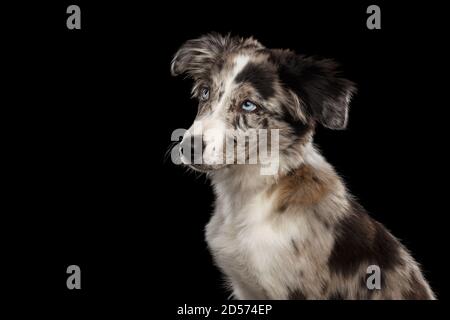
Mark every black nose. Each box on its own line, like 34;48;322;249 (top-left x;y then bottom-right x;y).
180;135;204;163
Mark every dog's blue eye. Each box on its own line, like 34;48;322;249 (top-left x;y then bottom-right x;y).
241;100;257;112
200;88;209;101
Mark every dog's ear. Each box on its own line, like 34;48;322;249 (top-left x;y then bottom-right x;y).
271;49;356;130
171;33;263;80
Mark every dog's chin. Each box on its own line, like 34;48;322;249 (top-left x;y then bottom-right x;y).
187;163;227;173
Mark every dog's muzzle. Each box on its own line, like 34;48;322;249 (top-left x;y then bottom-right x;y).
178;135;226;172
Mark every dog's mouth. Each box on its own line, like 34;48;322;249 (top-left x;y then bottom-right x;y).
178;145;227;172
187;163;227;172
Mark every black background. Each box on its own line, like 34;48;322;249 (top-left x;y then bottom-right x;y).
4;0;448;316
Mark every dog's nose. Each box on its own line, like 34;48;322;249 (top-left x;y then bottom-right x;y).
191;137;204;153
180;135;204;164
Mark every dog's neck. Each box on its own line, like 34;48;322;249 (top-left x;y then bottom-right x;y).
209;142;349;219
211;142;330;185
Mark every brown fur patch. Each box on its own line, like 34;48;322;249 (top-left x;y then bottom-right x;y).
273;164;335;211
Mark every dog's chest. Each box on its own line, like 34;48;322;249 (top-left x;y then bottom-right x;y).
205;188;326;299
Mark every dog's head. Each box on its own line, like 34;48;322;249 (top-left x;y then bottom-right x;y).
171;33;356;173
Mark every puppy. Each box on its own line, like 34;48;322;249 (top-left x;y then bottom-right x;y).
171;33;435;300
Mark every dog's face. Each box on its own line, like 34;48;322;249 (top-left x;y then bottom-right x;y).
171;34;356;173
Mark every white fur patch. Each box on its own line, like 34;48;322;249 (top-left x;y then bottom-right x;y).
184;55;251;166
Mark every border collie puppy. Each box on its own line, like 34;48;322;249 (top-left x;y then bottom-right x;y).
171;33;435;300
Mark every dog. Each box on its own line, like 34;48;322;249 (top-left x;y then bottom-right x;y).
171;33;435;300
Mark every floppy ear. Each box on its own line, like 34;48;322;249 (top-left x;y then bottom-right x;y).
271;49;356;130
171;33;263;80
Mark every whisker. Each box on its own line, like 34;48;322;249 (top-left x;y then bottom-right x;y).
164;141;180;164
